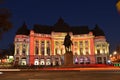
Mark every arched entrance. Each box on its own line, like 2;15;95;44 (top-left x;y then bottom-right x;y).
40;58;45;65
84;57;90;64
79;57;84;64
74;57;79;64
34;58;39;65
21;58;27;65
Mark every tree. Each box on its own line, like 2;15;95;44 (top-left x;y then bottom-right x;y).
0;0;12;39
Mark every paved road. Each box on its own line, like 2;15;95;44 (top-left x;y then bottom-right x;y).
0;71;120;80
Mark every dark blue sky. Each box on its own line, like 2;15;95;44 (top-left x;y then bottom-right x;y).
0;0;120;53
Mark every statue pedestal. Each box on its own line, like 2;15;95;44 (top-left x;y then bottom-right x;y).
64;51;73;66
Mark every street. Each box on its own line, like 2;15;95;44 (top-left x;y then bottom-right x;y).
0;70;120;80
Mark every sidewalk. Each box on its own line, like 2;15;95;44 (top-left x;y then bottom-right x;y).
0;69;20;71
0;67;120;72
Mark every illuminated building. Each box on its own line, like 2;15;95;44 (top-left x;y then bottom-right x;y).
14;18;109;66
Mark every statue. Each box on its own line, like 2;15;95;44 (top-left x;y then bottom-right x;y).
63;33;73;52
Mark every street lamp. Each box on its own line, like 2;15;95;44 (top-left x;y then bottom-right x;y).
113;51;117;55
116;0;120;14
109;54;112;57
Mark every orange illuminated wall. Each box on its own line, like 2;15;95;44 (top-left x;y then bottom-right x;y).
90;38;94;55
90;38;95;63
51;39;54;55
29;30;34;65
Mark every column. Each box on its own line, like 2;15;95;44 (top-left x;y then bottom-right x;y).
14;44;17;55
83;41;85;55
20;43;22;55
51;39;54;55
72;39;74;54
44;40;47;56
29;30;34;65
90;38;95;64
39;40;41;55
77;41;79;55
107;43;109;54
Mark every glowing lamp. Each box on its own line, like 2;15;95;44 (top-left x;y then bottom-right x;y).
113;51;117;55
116;0;120;14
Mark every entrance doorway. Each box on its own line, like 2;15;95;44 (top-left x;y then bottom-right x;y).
97;57;102;64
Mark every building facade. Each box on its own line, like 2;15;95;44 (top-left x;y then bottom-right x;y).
14;18;109;66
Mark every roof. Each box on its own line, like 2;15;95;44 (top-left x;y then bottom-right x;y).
92;24;105;36
16;18;105;36
71;26;89;35
33;18;90;35
33;24;52;34
16;22;30;35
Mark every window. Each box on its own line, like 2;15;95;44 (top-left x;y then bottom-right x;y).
16;39;19;42
24;39;26;42
85;48;89;55
80;48;83;55
79;41;83;47
97;49;100;54
35;46;38;54
97;57;102;64
47;41;50;46
55;41;59;46
41;41;45;55
47;41;50;55
35;40;39;55
61;48;63;55
36;41;39;45
47;47;50;55
23;44;26;48
85;41;88;46
103;49;105;54
22;48;26;56
16;48;19;54
74;42;77;46
86;51;89;55
96;44;100;47
16;44;19;48
55;48;58;54
102;44;106;47
103;57;106;64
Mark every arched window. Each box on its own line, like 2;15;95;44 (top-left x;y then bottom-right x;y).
74;57;78;64
84;57;90;64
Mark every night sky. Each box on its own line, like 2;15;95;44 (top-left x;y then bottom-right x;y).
0;0;120;53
